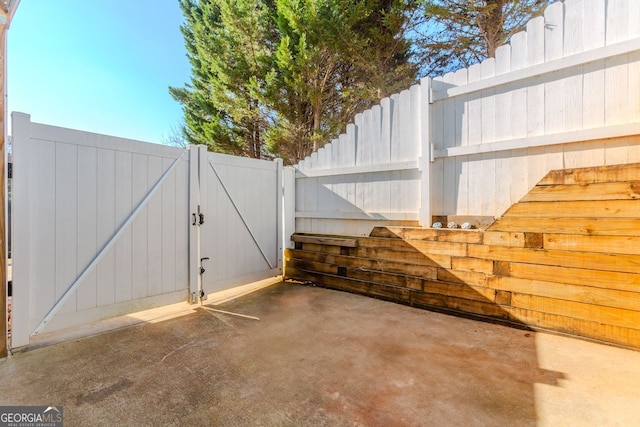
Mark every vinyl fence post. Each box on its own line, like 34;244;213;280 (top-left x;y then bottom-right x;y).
10;112;31;348
419;77;432;227
275;158;283;272
188;145;200;302
283;166;296;251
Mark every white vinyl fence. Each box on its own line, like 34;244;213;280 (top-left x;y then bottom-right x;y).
11;114;285;348
294;0;640;236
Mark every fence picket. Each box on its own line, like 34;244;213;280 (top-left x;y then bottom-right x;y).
526;16;545;137
510;31;528;140
606;0;628;45
563;0;584;132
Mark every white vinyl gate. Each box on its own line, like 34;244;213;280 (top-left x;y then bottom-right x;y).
195;147;282;296
11;113;284;348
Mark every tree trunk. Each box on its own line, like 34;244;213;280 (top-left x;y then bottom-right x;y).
484;0;508;58
313;103;321;153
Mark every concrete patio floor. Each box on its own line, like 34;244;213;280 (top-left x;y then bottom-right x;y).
1;282;639;426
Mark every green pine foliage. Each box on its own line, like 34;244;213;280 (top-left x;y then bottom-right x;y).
171;0;418;164
417;0;551;76
170;0;276;158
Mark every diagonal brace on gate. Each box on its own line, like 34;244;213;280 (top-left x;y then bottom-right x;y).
31;151;188;337
207;157;274;270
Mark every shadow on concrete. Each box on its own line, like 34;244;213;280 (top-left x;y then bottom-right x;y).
287;229;570;425
0;282;568;426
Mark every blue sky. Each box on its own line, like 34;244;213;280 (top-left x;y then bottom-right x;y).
8;1;191;144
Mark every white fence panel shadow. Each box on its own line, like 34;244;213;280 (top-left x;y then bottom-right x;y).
295;0;640;234
430;0;640;217
295;85;426;236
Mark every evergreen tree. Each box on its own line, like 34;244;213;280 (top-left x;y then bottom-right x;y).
170;0;276;158
417;0;550;76
264;0;418;162
172;0;418;163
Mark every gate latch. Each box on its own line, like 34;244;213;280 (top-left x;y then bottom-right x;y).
200;257;210;275
192;205;205;226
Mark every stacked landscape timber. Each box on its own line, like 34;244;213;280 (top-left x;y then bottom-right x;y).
285;163;640;349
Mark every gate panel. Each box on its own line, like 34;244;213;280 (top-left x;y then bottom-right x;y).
11;113;286;349
11;113;190;348
198;151;282;296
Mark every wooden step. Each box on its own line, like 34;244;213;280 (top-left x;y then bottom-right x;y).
538;163;640;185
488;217;640;236
503;200;639;218
543;234;640;256
521;181;640;202
467;244;640;274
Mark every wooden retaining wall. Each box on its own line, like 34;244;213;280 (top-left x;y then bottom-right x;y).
285;163;640;349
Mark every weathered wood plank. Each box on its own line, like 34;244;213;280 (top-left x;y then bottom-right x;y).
467;244;640;274
483;231;525;247
489;217;640;236
510;293;640;330
488;276;640;311
538;163;640;185
292;234;358;247
437;269;489;287
410;291;510;320
503;200;640;218
299;243;343;255
357;237;468;257
369;226;484;243
354;247;453;269
507;262;640;293
420;280;496;302
346;268;423;290
287;259;339;276
288;258;426;289
504;307;640;349
286;267;412;303
544;234;640;256
451;257;494;274
287;249;439;279
521;182;640;202
288;265;497;308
